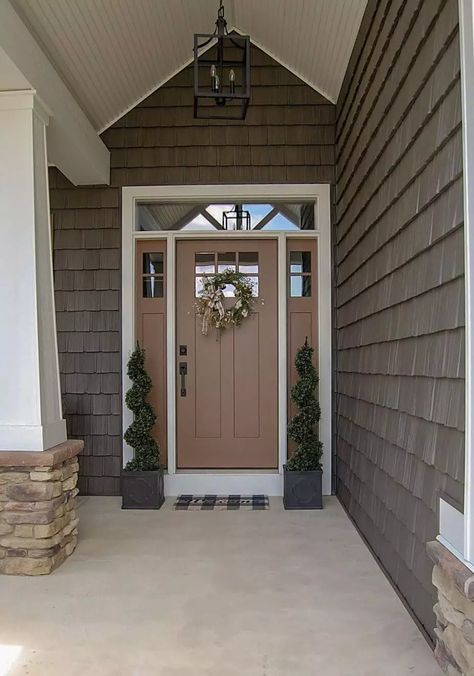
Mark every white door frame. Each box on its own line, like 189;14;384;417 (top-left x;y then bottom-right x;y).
122;184;332;496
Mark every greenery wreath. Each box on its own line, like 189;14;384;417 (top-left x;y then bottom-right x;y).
196;269;255;335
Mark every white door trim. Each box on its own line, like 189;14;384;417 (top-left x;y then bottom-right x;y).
121;184;332;496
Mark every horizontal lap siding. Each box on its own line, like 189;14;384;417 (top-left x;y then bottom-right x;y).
49;45;336;496
335;0;464;639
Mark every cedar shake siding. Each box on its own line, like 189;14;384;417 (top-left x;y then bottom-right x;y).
335;0;464;639
49;45;336;496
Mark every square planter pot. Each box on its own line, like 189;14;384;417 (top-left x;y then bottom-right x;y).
121;468;165;510
283;465;323;510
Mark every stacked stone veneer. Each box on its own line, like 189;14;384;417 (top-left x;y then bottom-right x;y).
428;541;474;675
0;440;82;575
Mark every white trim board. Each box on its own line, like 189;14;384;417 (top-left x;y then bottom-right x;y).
121;184;332;496
438;496;474;575
439;497;465;558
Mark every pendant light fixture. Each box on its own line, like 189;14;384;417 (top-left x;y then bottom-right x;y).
222;204;251;230
193;1;250;119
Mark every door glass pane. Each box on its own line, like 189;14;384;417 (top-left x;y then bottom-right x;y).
238;252;259;274
195;276;205;297
218;251;236;272
249;277;259;297
143;277;164;298
302;275;312;297
143;252;164;275
290;251;311;274
290;275;311;297
222;284;236;297
195;253;215;274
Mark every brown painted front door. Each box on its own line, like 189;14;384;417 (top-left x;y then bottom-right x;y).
176;239;278;469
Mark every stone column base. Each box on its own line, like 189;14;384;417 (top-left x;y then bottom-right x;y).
427;541;474;675
0;440;83;575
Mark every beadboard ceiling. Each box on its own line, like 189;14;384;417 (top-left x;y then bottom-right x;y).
12;0;367;133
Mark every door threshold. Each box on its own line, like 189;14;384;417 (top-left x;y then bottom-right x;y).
164;472;283;496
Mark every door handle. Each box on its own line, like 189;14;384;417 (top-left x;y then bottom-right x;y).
179;362;187;397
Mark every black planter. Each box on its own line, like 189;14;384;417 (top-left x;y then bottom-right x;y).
283;465;323;510
121;468;165;510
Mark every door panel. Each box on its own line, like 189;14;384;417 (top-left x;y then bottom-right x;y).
176;239;278;469
194;316;221;438
233;313;260;438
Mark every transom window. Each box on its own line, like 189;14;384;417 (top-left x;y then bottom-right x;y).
136;202;315;231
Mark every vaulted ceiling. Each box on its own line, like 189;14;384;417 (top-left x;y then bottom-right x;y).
12;0;367;133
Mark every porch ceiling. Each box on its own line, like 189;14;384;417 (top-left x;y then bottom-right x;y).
12;0;367;133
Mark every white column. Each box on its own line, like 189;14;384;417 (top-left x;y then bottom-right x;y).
0;90;66;451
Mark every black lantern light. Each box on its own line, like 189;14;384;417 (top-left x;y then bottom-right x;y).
223;205;251;230
193;1;250;119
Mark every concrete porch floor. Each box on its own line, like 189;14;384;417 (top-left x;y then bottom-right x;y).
1;496;440;676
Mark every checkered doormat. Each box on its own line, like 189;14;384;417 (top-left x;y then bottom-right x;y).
174;495;269;510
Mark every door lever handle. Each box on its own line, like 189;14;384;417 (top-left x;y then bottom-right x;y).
179;362;187;397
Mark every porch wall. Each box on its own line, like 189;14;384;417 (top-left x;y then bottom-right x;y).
48;45;336;496
335;0;464;639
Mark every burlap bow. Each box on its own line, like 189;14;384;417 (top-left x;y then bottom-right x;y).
201;284;225;335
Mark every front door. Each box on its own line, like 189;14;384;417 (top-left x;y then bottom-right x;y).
176;239;278;469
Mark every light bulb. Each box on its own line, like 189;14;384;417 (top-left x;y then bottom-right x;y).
210;64;217;91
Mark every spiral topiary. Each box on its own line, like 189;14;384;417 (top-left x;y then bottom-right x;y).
286;338;323;472
124;344;160;471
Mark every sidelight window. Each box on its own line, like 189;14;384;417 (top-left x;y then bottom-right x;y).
142;252;164;297
289;251;312;297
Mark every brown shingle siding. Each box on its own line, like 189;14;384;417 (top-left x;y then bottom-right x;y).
337;0;404;144
338;30;461;205
337;178;464;301
337;228;464;327
338;110;462;249
338;278;465;351
337;129;463;263
335;0;464;641
338;372;464;430
338;328;465;379
337;0;444;173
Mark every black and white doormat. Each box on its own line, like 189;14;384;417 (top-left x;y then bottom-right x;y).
174;495;269;511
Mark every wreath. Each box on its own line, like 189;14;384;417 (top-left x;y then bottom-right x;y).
196;269;255;335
